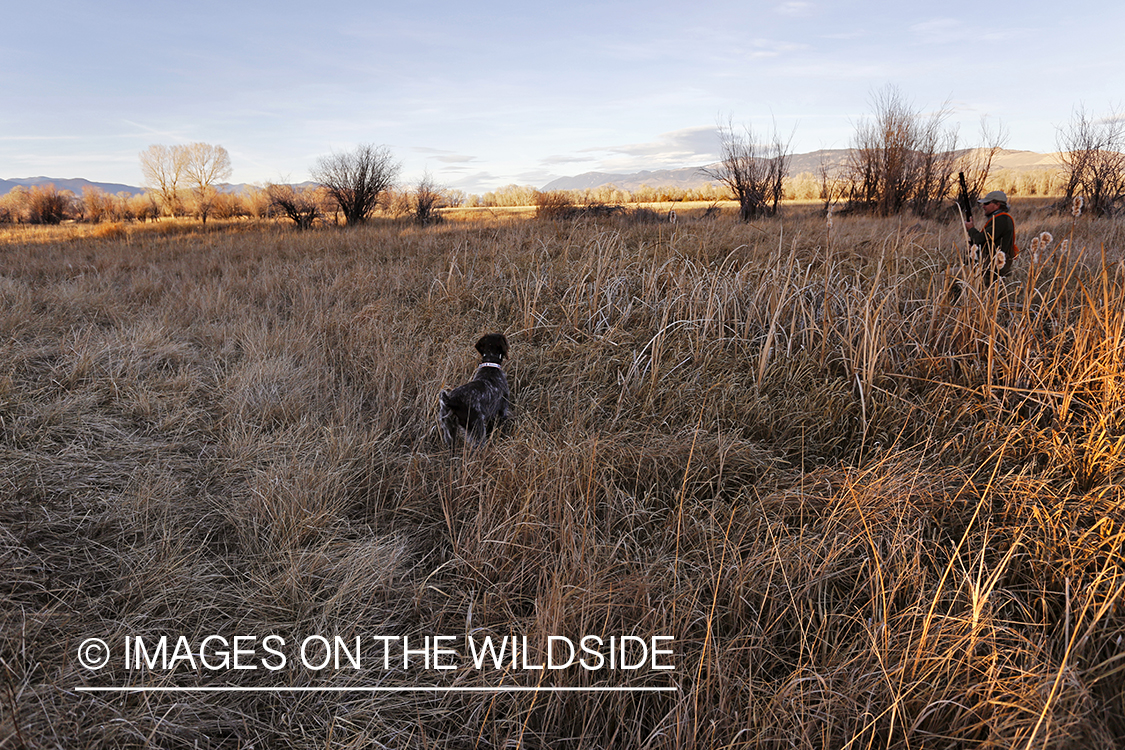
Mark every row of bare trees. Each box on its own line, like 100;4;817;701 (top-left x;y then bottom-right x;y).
700;88;969;221
843;87;961;216
708;87;1122;221
123;104;1125;231
0;184;73;224
0;185;162;225
134;142;447;229
262;150;470;229
1057;105;1125;216
264;147;454;229
11;181;389;227
0;177;455;229
11;104;1120;228
783;86;1010;218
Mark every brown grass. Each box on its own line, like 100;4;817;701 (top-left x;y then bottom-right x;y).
2;204;1124;748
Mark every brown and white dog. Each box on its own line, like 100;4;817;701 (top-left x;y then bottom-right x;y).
438;333;510;448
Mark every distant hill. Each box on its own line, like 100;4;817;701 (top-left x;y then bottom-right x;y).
788;148;1062;177
0;178;278;198
542;166;721;192
541;149;1062;192
0;176;146;197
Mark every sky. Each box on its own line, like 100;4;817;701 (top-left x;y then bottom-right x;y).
2;0;1122;195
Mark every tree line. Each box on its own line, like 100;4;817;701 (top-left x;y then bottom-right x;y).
711;86;1123;220
2;91;1120;226
0;165;1086;228
0;163;1076;227
0;178;457;227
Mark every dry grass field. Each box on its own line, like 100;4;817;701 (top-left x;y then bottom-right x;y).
2;203;1124;748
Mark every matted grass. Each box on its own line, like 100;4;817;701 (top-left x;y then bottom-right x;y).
2;204;1123;748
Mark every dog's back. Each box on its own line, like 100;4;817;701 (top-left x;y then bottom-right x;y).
439;334;510;447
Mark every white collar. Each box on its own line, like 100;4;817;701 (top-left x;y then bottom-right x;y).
477;362;503;370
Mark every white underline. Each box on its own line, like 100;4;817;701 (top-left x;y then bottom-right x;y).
75;686;676;694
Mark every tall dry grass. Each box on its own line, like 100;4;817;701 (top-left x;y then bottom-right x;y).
1;206;1123;748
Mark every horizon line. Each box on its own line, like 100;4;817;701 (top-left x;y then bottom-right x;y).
4;145;1065;195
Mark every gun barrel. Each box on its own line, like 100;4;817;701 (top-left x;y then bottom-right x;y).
957;172;972;218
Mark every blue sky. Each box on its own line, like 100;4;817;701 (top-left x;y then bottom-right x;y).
2;0;1122;194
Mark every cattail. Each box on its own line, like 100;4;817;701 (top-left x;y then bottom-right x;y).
1072;195;1084;218
969;244;981;263
826;204;834;231
1029;236;1041;263
994;250;1006;271
1039;231;1053;246
1060;238;1069;253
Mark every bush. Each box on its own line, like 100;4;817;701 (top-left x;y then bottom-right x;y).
26;184;73;224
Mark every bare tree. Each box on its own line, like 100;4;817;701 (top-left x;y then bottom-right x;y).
182;143;232;225
265;183;322;229
1057;105;1125;216
129;192;161;223
845;86;958;217
81;186;121;223
382;187;413;218
444;189;466;208
818;155;848;213
311;144;401;226
481;184;540;207
240;186;271;220
704;118;793;221
0;186;28;223
24;184;73;224
412;172;445;226
535;190;576;219
139;144;187;218
955;118;1010;208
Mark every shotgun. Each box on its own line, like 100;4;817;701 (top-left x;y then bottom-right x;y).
957;171;973;223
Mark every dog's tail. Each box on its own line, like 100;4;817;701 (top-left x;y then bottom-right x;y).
438;390;456;446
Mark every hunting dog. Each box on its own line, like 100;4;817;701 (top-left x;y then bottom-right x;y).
438;333;510;448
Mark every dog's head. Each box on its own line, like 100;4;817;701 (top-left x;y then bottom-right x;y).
475;333;508;364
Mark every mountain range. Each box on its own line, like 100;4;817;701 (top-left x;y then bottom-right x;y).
541;148;1063;192
0;177;261;198
0;176;147;198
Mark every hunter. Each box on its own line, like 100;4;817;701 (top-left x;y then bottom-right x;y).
964;189;1017;286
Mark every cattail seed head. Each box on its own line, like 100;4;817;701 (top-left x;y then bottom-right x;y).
1039;231;1053;246
994;250;1006;271
1072;195;1084;217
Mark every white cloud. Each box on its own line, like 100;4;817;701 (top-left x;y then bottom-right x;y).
413;147;478;165
576;126;722;168
776;2;813;17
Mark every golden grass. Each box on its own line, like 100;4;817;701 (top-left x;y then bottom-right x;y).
1;204;1123;748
